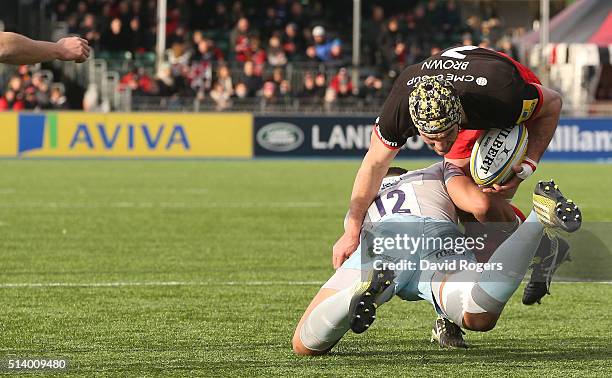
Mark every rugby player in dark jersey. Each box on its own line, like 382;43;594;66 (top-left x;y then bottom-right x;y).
332;46;566;348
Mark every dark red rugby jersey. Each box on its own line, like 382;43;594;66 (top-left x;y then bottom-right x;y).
375;46;542;149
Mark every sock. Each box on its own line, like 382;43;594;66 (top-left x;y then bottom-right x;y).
299;286;353;352
476;210;544;303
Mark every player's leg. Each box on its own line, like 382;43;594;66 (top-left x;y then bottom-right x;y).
522;235;571;305
433;180;581;332
292;267;360;356
292;287;346;355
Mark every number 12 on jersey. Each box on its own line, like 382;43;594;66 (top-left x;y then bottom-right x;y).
367;184;421;223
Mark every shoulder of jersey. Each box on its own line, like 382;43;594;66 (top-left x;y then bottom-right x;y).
404;46;515;90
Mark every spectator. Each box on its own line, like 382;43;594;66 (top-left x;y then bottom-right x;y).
67;14;80;35
307;26;342;63
299;72;318;98
234;82;249;99
23;87;39;110
329;67;353;98
120;69;139;91
216;64;234;97
100;18;131;52
324;86;337;110
239;61;262;97
267;35;287;67
362;75;385;101
497;37;518;60
260;81;277;106
278;79;291;103
82;84;100;112
192;30;204;51
49;86;69;109
120;67;154;95
188;59;212;97
325;40;348;68
378;18;404;69
462;32;474;46
314;72;327;97
8;75;23;94
210;81;232;110
79;13;100;49
363;5;385;65
270;67;285;87
154;63;177;96
0;90;24;111
167;39;191;79
128;16;146;52
282;23;303;61
192;38;224;63
231;17;251;62
31;73;50;107
249;37;267;75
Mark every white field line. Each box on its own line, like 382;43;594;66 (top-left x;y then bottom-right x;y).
0;202;333;209
0;280;610;289
0;281;324;289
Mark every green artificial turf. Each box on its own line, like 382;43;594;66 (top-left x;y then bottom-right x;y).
0;160;609;376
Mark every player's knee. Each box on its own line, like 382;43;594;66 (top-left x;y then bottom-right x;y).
291;331;328;356
462;312;499;332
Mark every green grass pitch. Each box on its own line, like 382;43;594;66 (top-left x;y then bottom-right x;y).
0;159;610;376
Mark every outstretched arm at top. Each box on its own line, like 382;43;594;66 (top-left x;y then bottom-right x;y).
0;32;90;65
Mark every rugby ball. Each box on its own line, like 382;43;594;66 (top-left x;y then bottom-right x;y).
470;125;528;186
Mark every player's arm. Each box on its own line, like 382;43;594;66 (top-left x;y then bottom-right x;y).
523;84;562;163
332;132;398;269
0;32;90;65
486;84;562;194
446;172;516;223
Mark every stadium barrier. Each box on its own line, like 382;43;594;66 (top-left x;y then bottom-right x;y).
254;115;612;161
0;112;253;158
0;113;609;160
254;116;437;158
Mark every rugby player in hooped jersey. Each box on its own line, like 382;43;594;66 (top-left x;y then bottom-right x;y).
332;46;565;348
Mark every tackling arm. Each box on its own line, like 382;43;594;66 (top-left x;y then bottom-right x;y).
446;172;516;223
524;84;562;163
0;32;90;65
332;132;398;268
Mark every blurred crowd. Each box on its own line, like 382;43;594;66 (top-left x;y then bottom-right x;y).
1;0;521;111
0;65;69;111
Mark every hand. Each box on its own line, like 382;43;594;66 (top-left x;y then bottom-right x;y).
332;232;360;269
481;165;523;194
57;37;90;63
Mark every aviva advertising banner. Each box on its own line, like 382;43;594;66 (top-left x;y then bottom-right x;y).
0;112;252;158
